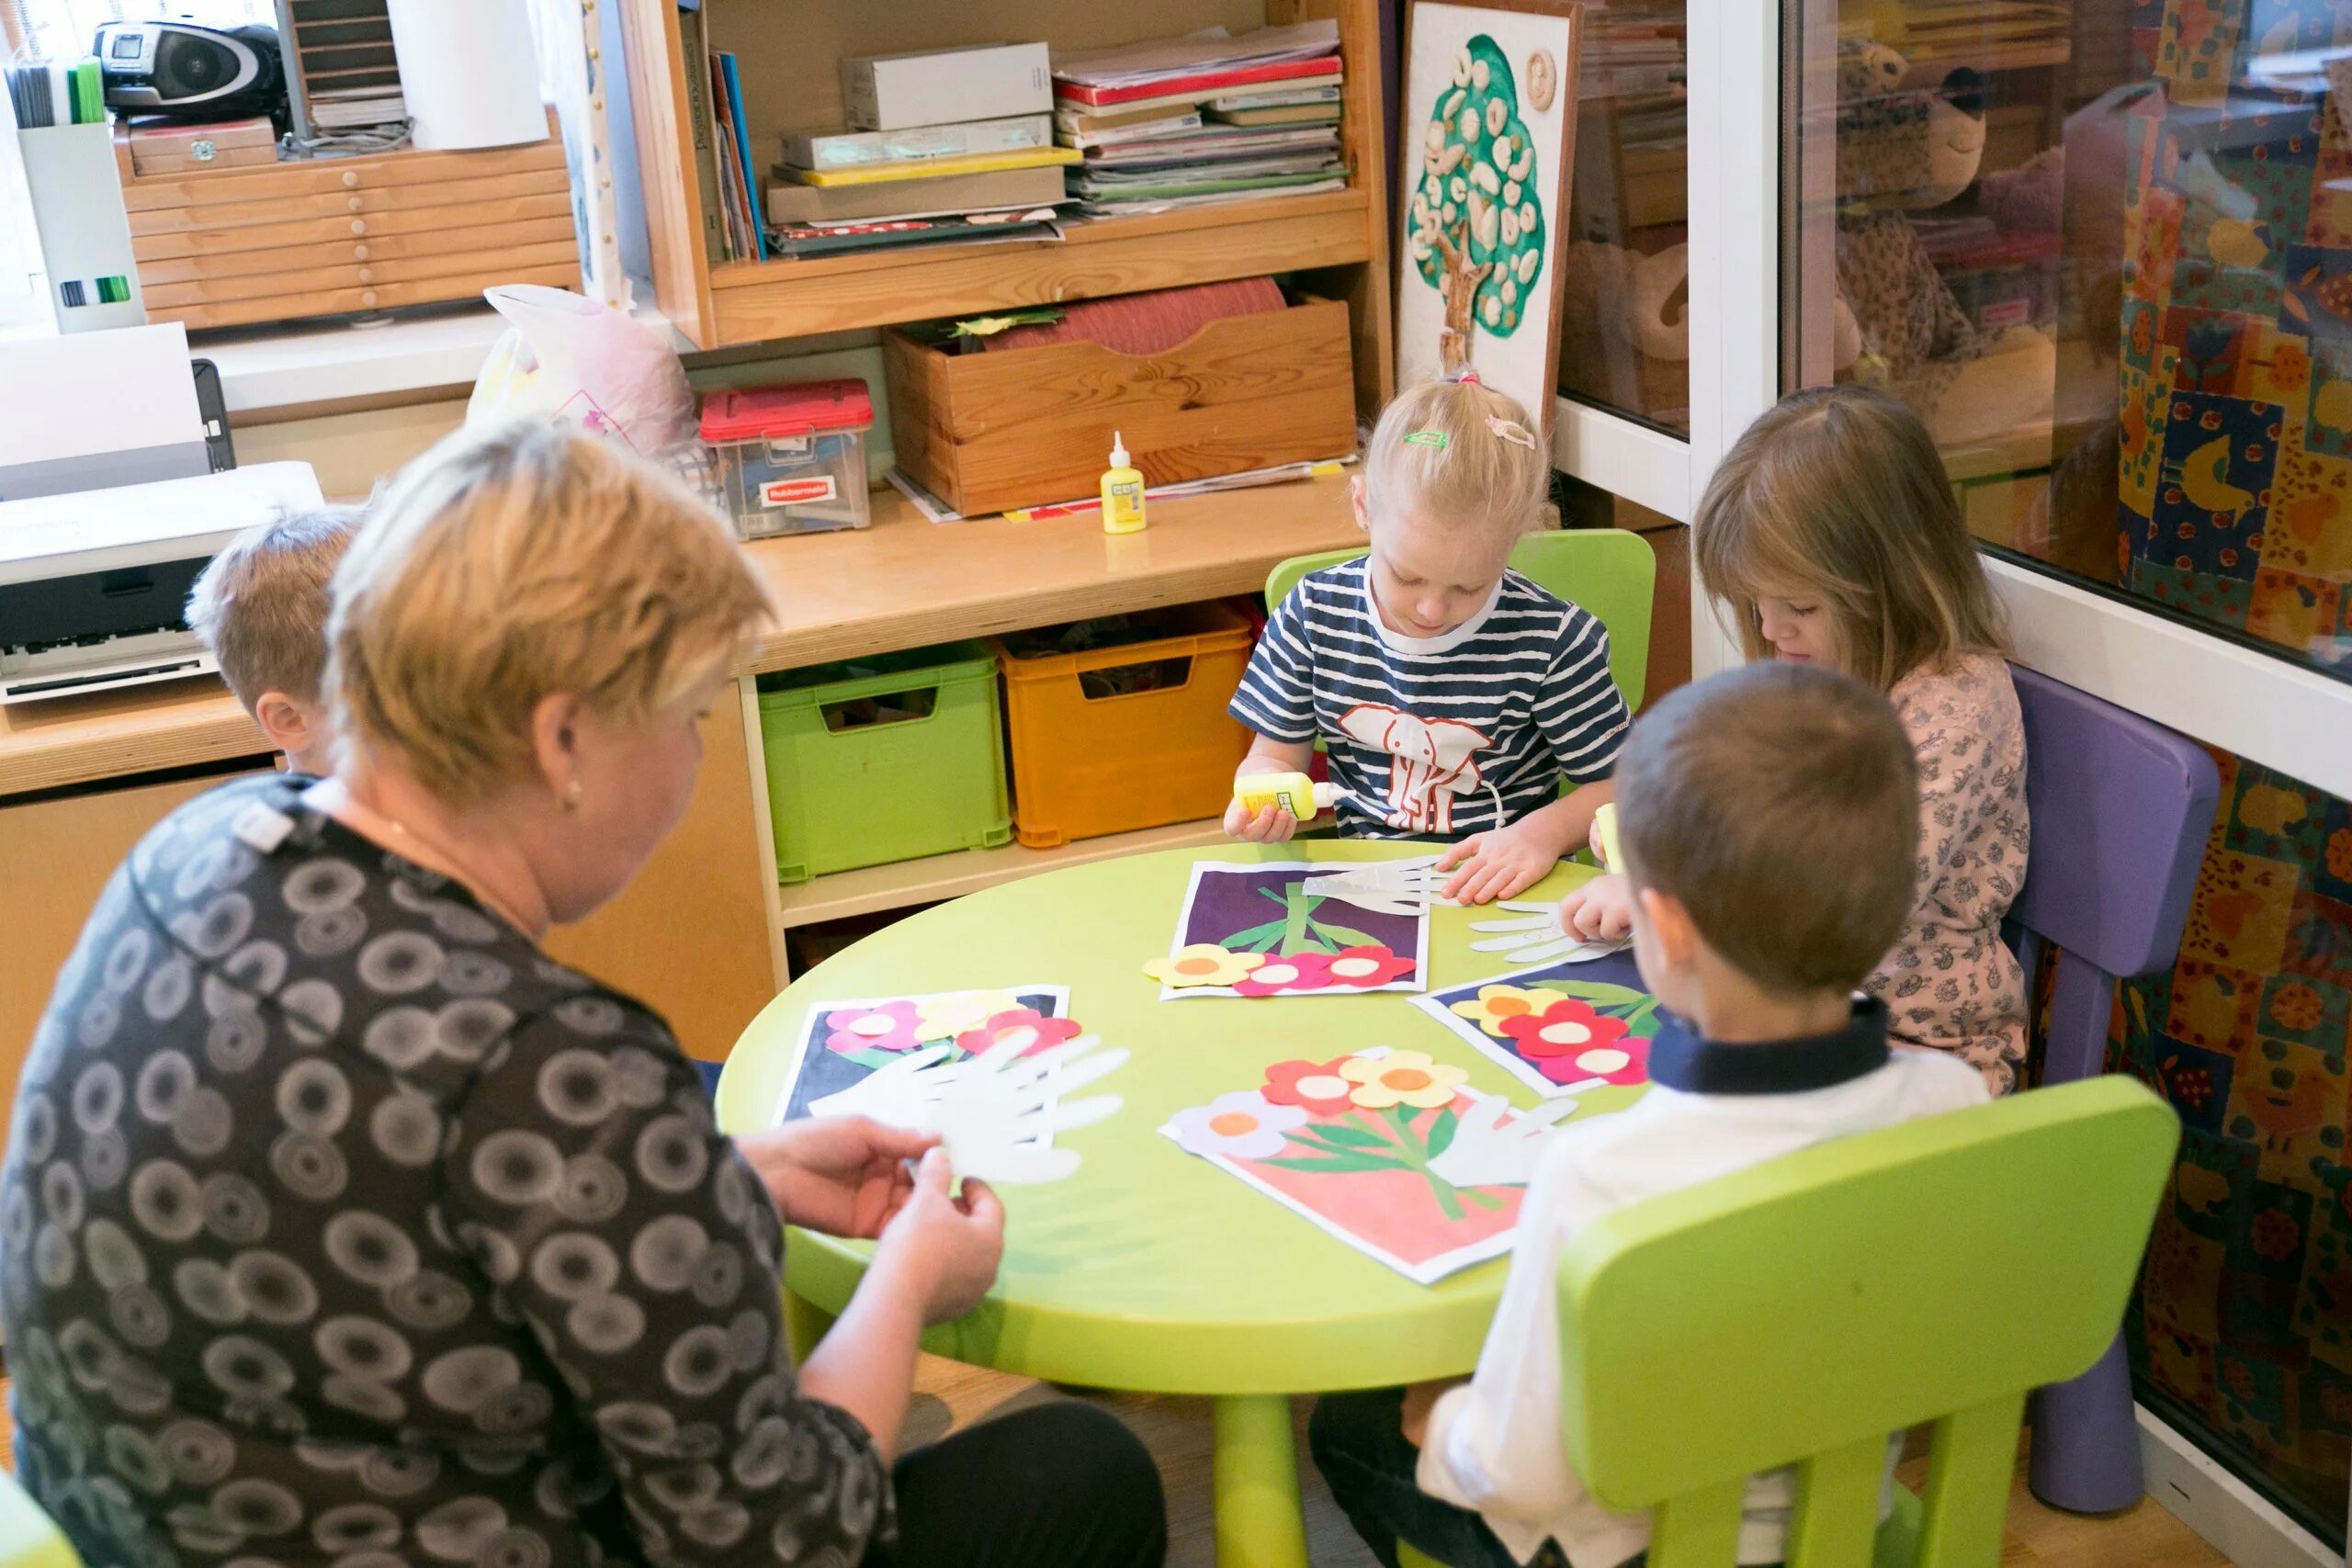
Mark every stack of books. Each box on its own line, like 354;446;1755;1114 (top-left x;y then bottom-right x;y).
763;116;1080;260
1050;21;1347;216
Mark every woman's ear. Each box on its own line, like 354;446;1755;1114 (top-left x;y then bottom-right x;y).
528;692;587;804
1350;474;1370;536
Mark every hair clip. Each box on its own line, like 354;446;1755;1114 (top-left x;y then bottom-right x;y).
1403;429;1450;450
1485;415;1539;451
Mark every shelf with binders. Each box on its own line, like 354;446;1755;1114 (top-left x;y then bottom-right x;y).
615;0;1391;412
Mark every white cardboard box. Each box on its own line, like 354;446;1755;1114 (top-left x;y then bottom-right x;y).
841;42;1052;132
781;113;1054;171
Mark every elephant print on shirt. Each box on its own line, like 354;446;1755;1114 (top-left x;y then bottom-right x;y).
1338;704;1493;833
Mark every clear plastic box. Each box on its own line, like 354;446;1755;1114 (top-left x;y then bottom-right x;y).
698;378;875;539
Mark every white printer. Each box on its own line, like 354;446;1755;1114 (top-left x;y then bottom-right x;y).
0;462;325;704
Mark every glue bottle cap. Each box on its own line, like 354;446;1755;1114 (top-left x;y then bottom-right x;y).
1109;431;1130;468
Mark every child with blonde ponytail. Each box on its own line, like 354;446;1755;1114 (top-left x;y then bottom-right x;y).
1227;375;1630;904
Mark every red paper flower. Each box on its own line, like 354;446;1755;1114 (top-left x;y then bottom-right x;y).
1324;943;1417;988
1235;952;1339;997
825;1000;924;1055
1261;1055;1360;1114
954;1007;1082;1058
1500;998;1645;1084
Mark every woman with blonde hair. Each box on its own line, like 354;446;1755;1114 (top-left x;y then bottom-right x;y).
1559;384;2030;1093
2;422;1164;1566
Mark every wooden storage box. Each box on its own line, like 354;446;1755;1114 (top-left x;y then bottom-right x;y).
114;112;581;330
883;294;1361;517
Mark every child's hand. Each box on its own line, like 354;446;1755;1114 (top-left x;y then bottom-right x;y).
1435;818;1562;904
1556;874;1634;941
1223;799;1299;842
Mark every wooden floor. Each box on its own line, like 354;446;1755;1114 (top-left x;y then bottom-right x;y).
0;1362;2234;1566
907;1358;2235;1568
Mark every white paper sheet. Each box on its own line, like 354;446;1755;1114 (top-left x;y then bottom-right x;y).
0;323;201;469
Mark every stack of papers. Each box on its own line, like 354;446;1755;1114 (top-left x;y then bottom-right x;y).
1051;22;1348;216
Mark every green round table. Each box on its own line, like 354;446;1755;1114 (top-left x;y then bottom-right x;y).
718;842;1633;1568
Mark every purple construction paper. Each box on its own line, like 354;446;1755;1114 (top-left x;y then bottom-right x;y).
1181;864;1426;961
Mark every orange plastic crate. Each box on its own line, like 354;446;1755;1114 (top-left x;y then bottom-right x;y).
992;603;1257;848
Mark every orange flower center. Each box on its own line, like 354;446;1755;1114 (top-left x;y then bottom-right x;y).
1490;997;1534;1017
1382;1068;1433;1091
1207;1111;1261;1137
1175;957;1221;976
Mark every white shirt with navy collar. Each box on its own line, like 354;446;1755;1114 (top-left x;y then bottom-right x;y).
1417;998;1990;1567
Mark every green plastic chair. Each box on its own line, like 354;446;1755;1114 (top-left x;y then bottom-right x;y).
0;1466;80;1568
1396;1077;2178;1568
1263;528;1657;709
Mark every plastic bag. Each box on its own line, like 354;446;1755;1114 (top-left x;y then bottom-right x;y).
467;285;697;457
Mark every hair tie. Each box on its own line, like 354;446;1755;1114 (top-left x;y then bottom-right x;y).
1403;429;1450;450
1452;369;1483;386
1485;415;1539;451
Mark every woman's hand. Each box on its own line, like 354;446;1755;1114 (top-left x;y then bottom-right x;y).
736;1117;937;1239
1435;817;1565;904
1556;874;1635;942
876;1148;1005;1325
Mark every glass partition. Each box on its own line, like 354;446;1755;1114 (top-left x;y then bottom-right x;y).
1784;0;2349;681
1555;0;1690;436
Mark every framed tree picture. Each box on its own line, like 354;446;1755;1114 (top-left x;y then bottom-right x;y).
1396;1;1582;429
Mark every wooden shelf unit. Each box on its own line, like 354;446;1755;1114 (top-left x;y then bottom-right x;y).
0;473;1363;798
616;0;1393;410
777;816;1231;929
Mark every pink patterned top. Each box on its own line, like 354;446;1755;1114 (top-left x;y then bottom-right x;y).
1870;652;2030;1095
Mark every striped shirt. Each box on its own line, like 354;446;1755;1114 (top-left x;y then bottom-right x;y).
1229;558;1630;839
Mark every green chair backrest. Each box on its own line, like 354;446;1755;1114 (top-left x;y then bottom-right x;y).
0;1466;81;1568
1263;529;1657;709
1552;1077;2178;1568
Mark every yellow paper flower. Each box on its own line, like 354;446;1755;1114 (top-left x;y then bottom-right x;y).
1339;1050;1469;1110
1448;984;1564;1038
1145;944;1268;988
914;989;1022;1041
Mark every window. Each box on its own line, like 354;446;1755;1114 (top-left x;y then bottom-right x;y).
1781;0;2351;687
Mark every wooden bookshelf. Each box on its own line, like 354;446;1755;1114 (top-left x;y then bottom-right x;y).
775;816;1231;928
705;189;1373;343
616;0;1393;412
0;473;1363;797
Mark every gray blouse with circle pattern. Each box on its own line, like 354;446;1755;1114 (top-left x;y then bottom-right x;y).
2;775;891;1568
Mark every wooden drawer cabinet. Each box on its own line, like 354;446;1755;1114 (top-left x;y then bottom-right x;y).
115;112;582;330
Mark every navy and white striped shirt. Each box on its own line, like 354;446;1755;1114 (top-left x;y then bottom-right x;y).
1229;558;1630;839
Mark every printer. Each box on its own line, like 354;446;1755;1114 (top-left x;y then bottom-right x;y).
0;462;325;704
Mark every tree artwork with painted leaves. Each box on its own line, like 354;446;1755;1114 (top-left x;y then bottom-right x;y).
1408;35;1545;376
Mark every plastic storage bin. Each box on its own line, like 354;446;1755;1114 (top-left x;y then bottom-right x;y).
991;602;1256;849
757;642;1012;883
700;378;875;540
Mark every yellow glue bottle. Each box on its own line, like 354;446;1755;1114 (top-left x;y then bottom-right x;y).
1101;430;1147;536
1591;802;1623;871
1233;772;1341;820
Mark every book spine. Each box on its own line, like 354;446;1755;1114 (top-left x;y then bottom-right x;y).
677;5;728;264
718;52;768;261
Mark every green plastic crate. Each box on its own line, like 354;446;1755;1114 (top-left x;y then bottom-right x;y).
757;641;1012;884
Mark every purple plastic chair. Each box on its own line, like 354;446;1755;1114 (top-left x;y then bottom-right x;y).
2002;663;2220;1514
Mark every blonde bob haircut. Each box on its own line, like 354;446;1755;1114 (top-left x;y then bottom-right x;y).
1363;376;1551;537
1693;384;2008;692
327;420;771;802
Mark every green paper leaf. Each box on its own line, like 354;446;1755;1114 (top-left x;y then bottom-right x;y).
1315;923;1381;949
1425;1108;1459;1158
1306;1122;1391;1150
1260;1154;1406;1177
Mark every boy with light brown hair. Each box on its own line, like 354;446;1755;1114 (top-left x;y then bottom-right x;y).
183;504;365;776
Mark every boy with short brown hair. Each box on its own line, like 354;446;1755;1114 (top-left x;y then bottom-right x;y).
1312;661;1990;1568
183;505;363;776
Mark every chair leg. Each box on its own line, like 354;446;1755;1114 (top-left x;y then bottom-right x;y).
2029;1333;2143;1513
